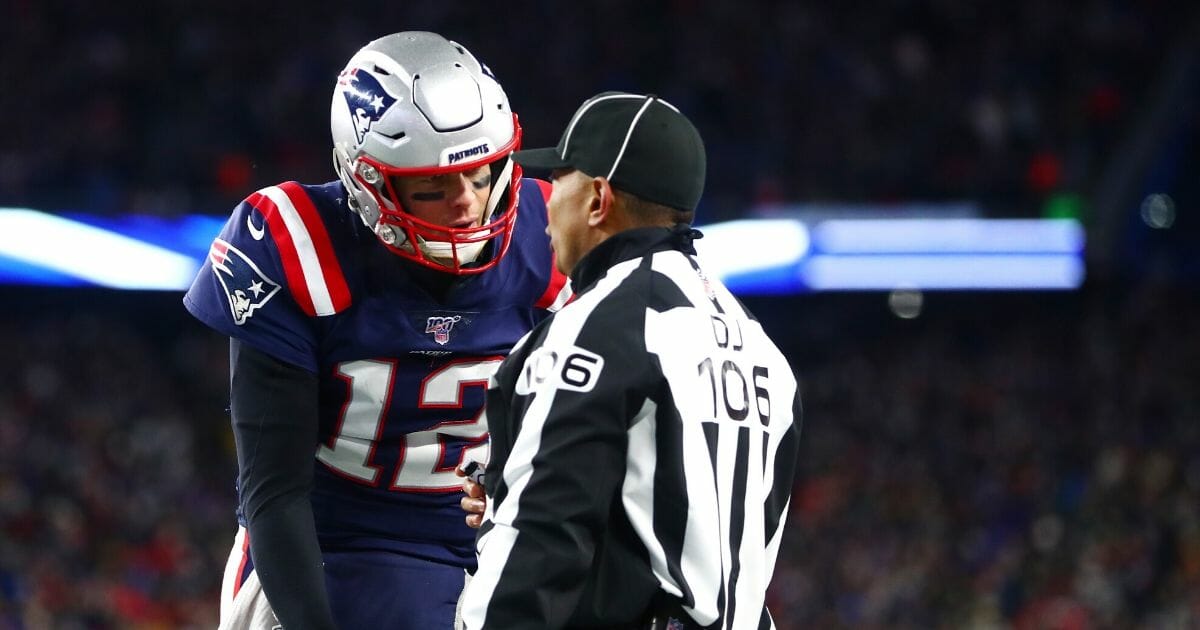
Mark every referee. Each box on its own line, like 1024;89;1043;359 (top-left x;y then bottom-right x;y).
461;92;802;630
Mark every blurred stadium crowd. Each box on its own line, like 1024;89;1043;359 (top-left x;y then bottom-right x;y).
0;1;1186;221
2;0;1198;628
0;293;231;628
768;288;1200;629
1;287;1196;628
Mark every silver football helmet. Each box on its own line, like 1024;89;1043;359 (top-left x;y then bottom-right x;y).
330;31;522;274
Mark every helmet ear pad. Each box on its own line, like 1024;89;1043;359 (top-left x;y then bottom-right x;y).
328;31;521;275
332;146;380;229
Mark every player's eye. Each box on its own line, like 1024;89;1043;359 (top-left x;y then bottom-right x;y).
471;173;492;190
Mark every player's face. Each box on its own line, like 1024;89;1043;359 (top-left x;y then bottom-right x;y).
393;165;493;230
545;168;596;275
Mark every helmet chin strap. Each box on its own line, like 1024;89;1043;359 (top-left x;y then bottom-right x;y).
417;156;515;266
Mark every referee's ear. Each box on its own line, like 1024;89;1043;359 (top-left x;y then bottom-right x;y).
588;175;616;228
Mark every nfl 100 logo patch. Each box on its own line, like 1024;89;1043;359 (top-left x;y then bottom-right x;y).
425;315;463;345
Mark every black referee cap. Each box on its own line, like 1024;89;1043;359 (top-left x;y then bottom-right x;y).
512;92;706;212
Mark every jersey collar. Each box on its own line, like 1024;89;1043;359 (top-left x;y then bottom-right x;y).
569;224;702;294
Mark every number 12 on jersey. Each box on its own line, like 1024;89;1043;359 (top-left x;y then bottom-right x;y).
317;358;503;492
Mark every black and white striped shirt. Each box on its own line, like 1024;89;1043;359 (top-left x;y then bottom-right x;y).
463;226;802;630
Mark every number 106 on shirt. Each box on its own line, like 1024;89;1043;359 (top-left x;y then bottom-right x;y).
697;314;771;425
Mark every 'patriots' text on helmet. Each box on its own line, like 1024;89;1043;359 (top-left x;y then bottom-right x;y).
330;31;522;274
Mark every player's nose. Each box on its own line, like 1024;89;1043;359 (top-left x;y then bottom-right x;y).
447;175;476;210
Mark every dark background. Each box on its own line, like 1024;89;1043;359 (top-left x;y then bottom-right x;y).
2;1;1198;627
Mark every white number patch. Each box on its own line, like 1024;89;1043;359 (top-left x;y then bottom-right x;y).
515;345;604;395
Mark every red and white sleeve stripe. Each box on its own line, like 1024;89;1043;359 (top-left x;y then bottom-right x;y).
529;178;573;312
248;182;351;316
533;179;553;205
536;269;572;312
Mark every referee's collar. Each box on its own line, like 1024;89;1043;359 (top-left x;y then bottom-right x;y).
569;224;703;293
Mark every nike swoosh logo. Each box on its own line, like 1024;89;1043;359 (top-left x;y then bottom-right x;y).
246;214;266;241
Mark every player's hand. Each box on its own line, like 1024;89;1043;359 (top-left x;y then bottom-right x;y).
456;462;487;529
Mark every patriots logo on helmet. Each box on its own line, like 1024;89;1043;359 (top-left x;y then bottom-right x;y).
209;238;281;325
425;315;462;345
338;67;398;145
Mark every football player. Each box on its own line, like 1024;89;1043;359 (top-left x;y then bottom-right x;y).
184;32;570;630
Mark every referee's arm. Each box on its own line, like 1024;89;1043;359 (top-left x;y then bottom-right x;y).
469;336;646;629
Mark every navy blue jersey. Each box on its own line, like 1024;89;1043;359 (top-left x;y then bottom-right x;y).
184;178;570;567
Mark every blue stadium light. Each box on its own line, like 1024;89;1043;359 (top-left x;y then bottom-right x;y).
694;220;811;278
812;218;1085;254
698;217;1085;293
800;254;1085;290
0;209;1086;293
0;208;202;290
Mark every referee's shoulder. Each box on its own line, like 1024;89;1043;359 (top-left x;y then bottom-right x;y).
635;250;697;309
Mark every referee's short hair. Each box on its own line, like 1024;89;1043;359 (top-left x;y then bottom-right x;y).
614;189;695;226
